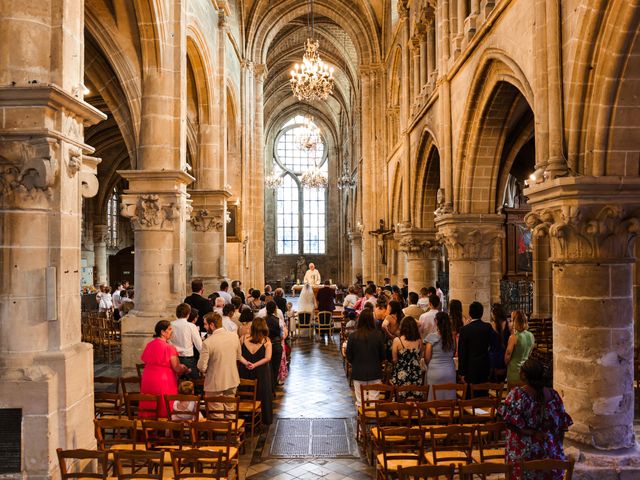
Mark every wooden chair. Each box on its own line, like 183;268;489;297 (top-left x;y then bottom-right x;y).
315;311;334;339
165;394;201;423
203;395;245;453
136;363;145;378
120;377;141;395
375;427;425;480
94;418;143;454
370;402;419;465
357;383;395;453
395;385;430;402
124;393;160;420
141;419;188;465
469;382;504;400
94;392;124;418
237;378;262;437
458;397;498;424
170;449;224;480
459;462;512;479
191;420;239;480
431;383;467;401
56;448;109;480
416;400;457;426
95;376;120;393
520;459;574;479
424;425;475;466
396;464;456;480
471;422;506;464
297;312;313;339
113;450;164;480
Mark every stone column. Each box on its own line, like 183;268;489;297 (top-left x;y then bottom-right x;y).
349;231;363;283
525;176;640;474
397;226;440;294
465;0;480;39
190;191;230;293
532;234;552;318
453;0;466;53
426;23;436;85
0;60;105;480
93;224;108;286
411;39;421;100
419;33;428;89
490;237;502;304
436;214;503;318
360;69;375;281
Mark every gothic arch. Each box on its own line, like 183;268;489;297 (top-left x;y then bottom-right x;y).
456;50;534;214
132;0;166;71
186;29;215;126
413;130;440;229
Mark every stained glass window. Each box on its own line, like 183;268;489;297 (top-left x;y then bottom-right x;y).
106;188;118;248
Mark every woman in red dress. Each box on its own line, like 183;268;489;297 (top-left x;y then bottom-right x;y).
140;320;190;418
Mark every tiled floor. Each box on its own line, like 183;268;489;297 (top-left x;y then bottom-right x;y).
240;333;374;480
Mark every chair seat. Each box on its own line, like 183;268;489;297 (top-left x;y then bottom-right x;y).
198;446;239;460
462;407;491;416
471;449;505;463
357;407;388;418
424;451;469;465
375;453;420;471
238;402;261;412
370;427;411;442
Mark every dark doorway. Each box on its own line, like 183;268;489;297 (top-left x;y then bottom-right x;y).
108;245;134;285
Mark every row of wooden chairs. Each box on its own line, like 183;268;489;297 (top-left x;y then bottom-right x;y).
82;312;121;363
58;447;230;480
390;460;573;480
295;311;336;340
94;417;241;478
95;378;263;438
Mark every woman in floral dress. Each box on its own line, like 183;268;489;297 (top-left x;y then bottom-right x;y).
498;358;573;479
390;316;423;399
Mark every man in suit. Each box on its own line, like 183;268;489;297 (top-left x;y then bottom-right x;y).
184;279;213;332
316;280;336;312
458;301;494;388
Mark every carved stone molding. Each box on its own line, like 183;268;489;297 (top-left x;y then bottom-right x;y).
435;214;504;261
397;0;409;18
525;205;640;262
396;225;440;260
120;194;179;231
190;209;224;233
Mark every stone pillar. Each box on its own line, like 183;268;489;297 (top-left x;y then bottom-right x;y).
436;214;503;319
360;70;375;282
532;234;553;318
411;39;421;99
397;227;440;294
190;191;230;293
453;0;466;53
349;231;363;283
465;0;480;39
426;24;436;85
93;224;108;286
525;176;640;475
490;237;502;305
419;33;428;89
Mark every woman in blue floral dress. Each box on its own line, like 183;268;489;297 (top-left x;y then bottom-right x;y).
390;316;423;399
498;358;573;479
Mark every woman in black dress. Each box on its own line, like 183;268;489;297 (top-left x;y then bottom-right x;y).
238;317;273;424
264;301;284;393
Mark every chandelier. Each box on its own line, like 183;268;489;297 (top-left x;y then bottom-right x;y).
296;116;322;151
300;166;328;189
265;172;284;189
290;38;335;101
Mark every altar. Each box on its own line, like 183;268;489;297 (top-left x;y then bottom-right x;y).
290;284;337;297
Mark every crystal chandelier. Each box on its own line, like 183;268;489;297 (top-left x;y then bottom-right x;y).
290;38;335;101
300;166;328;189
265;172;284;189
296;116;322;151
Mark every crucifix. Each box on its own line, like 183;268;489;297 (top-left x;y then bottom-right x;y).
368;219;395;265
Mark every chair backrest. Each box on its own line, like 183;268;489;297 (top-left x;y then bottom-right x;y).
416;400;457;426
57;448;109;480
237;378;258;404
203;395;240;423
521;459;574;479
297;312;312;327
317;311;333;326
93;418;137;450
94;392;123;418
165;394;201;422
396;465;456;480
360;383;395;412
475;422;507;463
124;393;160;419
426;425;475;465
113;450;164;480
135;363;145;378
469;382;504;399
459;462;512;479
94;376;120;393
141;419;187;450
431;382;467;400
120;376;141;395
374;402;419;427
170;449;223;480
378;427;424;468
192;420;236;454
395;384;430;402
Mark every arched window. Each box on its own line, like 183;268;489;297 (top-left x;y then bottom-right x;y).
273;117;328;255
106;187;119;248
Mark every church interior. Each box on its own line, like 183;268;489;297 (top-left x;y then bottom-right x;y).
1;0;640;478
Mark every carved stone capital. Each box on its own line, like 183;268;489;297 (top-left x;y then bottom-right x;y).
435;214;504;261
120;194;180;231
80;155;101;198
190;208;225;233
525;176;640;263
396;226;440;260
93;224;109;245
347;230;363;243
397;0;409;19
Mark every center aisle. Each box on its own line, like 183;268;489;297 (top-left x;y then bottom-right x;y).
242;334;374;480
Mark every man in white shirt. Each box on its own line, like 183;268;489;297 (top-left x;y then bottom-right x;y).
221;304;238;333
217;281;232;304
418;295;441;340
170;303;203;380
303;263;321;286
213;296;225;315
112;282;124;319
362;285;377;310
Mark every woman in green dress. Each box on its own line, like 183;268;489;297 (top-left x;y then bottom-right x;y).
505;310;535;383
